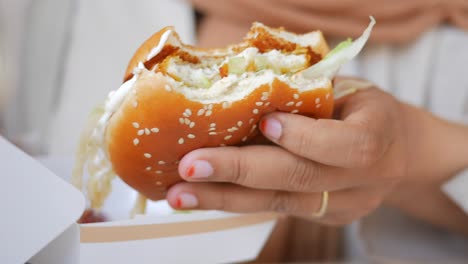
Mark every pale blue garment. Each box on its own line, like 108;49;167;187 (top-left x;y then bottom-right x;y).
339;26;468;263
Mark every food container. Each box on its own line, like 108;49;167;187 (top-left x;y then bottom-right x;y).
0;137;277;264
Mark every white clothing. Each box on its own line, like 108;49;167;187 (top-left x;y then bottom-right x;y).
338;26;468;262
1;1;467;262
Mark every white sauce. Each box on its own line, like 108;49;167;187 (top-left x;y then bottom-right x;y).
146;30;172;61
94;72;137;145
75;63;145;209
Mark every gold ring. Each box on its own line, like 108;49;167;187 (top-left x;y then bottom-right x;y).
312;191;329;218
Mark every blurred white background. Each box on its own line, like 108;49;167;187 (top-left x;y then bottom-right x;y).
0;0;195;155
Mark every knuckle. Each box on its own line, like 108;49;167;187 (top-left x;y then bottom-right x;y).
357;129;384;167
269;191;294;213
230;149;249;185
214;190;229;211
285;159;318;191
290;129;312;157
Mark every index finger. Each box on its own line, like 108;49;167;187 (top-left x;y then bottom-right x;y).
178;145;365;193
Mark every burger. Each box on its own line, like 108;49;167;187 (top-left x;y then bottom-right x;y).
73;17;375;213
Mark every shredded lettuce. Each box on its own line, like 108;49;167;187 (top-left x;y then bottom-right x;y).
324;38;352;59
301;16;376;80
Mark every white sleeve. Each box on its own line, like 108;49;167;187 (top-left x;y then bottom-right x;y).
442;168;468;214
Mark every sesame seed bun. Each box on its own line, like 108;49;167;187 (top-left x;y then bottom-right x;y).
75;22;334;207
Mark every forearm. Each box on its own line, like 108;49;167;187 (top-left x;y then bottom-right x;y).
387;183;468;236
404;103;468;184
386;102;468;235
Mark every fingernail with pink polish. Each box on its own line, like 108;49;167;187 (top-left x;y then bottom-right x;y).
176;193;198;208
186;160;214;179
260;118;282;140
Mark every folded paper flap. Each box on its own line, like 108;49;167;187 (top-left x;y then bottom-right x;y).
81;212;277;243
0;137;85;264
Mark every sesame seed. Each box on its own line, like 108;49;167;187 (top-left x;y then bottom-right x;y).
156;171;163;174
296;101;303;107
286;101;295;106
326;93;330;100
210;123;216;127
151;128;160;133
315;98;321;104
158;160;166;165
209;132;217;135
261;96;268;101
184;118;190;125
208;104;213;110
137;129;144;136
205;110;212;116
242;136;248;142
132;122;140;128
316;104;321;108
291;110;299;114
197;109;205;116
189;122;195;128
293;94;299;99
185;109;192;116
164;84;171;92
132;101;138;108
255;102;264;106
262;92;269;97
237;121;243;127
179;118;184;124
145;128;150;135
209;127;216;131
251;125;257;132
178;138;184;144
146;166;152;171
265;102;271;106
133;138;139;146
188;134;195;139
183;112;189;117
249;118;254;124
156;181;163;185
222;101;230;109
253;109;259;114
227;128;235;133
144;153;152;158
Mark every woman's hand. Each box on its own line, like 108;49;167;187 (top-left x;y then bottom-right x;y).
166;81;411;225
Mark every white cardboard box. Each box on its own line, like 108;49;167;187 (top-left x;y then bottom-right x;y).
0;136;277;264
